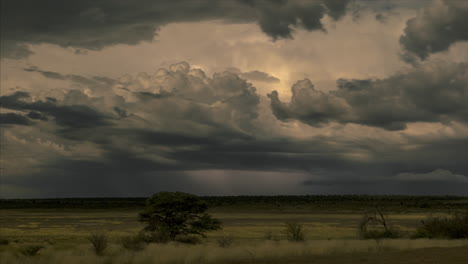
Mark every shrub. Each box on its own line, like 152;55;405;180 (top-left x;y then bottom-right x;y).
414;213;468;239
217;235;234;247
0;238;9;245
359;206;400;239
20;245;44;256
87;231;108;255
360;227;400;239
284;222;305;242
121;235;146;251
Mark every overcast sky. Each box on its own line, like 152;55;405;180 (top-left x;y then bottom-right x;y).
1;0;468;198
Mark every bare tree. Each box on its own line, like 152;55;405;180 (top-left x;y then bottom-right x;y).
359;205;399;239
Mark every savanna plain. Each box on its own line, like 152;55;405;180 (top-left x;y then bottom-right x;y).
1;196;468;264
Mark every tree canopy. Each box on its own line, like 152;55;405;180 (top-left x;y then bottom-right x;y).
138;192;221;240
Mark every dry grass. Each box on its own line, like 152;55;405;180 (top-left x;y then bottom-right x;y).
1;239;468;264
1;208;467;263
0;209;435;242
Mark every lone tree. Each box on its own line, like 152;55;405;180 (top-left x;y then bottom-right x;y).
139;192;221;241
359;205;399;239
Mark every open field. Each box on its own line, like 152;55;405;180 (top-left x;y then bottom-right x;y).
0;208;457;241
1;197;468;263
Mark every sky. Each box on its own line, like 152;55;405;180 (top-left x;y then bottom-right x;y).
1;0;468;198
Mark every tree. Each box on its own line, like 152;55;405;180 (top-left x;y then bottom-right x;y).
139;192;221;241
358;205;399;239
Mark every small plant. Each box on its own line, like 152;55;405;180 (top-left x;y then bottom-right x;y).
217;235;234;247
88;231;108;255
121;235;146;251
414;213;468;239
0;238;9;245
284;221;305;242
20;245;44;256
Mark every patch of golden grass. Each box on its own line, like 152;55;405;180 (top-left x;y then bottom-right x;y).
1;239;468;264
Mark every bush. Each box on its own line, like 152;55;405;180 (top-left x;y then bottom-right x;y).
284;222;305;242
121;235;146;251
87;231;108;255
414;213;468;239
360;227;400;239
19;245;44;256
217;235;234;247
359;206;400;239
0;238;9;245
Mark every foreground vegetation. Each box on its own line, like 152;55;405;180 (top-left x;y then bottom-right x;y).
1;195;467;263
1;240;468;264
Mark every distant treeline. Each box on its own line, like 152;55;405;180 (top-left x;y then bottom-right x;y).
1;195;468;210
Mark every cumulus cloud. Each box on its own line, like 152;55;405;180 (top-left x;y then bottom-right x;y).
0;62;265;196
225;68;280;83
268;62;468;130
400;0;468;62
1;0;351;59
240;70;281;83
2;61;468;197
1;62;261;135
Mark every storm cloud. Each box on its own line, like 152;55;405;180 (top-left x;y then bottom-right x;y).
400;0;468;61
2;61;468;197
0;113;31;126
1;0;351;59
0;91;111;129
268;62;468;130
2;1;468;197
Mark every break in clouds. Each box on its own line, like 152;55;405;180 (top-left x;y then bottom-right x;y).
1;0;350;59
1;0;468;197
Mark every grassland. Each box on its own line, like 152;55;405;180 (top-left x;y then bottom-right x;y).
0;208;453;241
1;196;467;263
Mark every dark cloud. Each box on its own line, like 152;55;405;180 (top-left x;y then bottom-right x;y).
400;0;468;61
303;169;468;187
2;62;468;197
268;62;468;130
6;124;468;196
1;0;351;59
2;157;197;198
0;113;31;126
300;137;468;195
27;111;48;120
302;180;468;196
0;91;111;129
395;169;468;183
23;67;117;88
